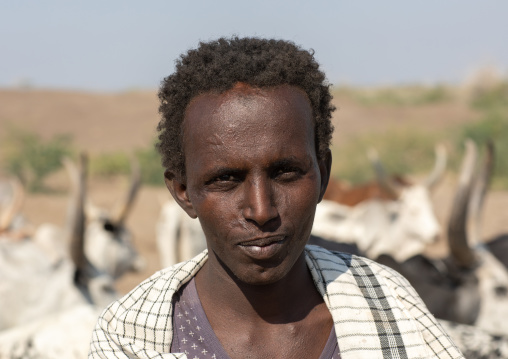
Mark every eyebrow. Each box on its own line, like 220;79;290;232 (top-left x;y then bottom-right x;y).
269;156;310;169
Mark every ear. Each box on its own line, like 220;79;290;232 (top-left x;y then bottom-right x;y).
317;149;332;203
164;169;198;219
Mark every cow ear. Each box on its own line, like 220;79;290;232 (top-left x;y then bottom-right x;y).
318;149;332;203
164;170;198;219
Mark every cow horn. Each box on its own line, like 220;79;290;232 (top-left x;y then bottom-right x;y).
0;178;25;232
447;140;477;268
423;144;447;190
468;141;495;246
112;157;141;225
63;153;88;276
367;148;401;198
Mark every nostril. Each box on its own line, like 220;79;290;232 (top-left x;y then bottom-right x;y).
243;205;279;226
242;180;278;226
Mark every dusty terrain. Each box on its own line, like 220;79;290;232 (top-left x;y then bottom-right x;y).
0;88;506;294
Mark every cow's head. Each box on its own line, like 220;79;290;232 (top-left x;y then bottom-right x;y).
362;145;446;259
63;154;144;303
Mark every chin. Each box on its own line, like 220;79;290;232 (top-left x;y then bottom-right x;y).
230;261;296;287
212;246;305;286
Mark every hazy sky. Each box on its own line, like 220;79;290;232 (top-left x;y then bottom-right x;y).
2;1;507;91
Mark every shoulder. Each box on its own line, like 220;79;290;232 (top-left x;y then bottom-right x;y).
89;251;207;356
305;244;432;317
305;245;464;358
305;243;417;292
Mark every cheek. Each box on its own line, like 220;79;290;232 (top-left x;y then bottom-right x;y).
192;193;237;237
278;182;320;226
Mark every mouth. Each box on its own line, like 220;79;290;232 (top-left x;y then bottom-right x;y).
237;236;286;259
238;235;285;247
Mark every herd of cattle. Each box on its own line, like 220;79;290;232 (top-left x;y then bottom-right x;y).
0;140;507;358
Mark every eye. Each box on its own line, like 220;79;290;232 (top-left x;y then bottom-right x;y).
204;170;243;190
213;174;236;182
273;166;303;181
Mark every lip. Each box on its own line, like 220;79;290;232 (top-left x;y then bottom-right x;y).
237;235;286;260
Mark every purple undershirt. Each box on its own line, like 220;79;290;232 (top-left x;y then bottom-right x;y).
170;277;340;358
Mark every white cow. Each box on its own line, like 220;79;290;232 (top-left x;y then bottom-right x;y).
156;198;207;268
312;189;440;262
0;154;143;330
312;146;445;262
0;304;102;359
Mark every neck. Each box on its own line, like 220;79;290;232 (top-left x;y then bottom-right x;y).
195;252;323;324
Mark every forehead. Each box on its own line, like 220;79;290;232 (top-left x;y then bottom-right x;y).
183;84;314;144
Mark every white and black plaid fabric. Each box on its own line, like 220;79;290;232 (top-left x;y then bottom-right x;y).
88;245;464;359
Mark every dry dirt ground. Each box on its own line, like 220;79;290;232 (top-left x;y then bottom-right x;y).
1;88;507;294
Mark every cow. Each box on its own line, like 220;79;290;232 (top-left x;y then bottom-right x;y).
485;234;508;270
376;140;508;335
156;198;208;268
323;144;447;206
0;304;102;359
439;319;508;359
78;156;145;280
0;153;143;330
311;145;446;262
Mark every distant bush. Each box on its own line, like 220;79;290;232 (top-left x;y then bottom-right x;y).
470;81;508;111
454;111;508;189
458;73;508;189
135;143;164;186
331;130;440;184
417;86;451;105
335;85;452;107
89;152;131;177
1;128;74;192
89;142;164;186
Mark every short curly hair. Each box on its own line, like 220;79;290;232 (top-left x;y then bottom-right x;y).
157;36;335;180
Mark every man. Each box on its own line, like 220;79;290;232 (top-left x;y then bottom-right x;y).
89;37;463;358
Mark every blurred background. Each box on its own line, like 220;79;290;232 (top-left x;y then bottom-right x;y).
1;0;507;293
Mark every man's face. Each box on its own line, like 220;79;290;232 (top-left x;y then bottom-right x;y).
169;84;330;285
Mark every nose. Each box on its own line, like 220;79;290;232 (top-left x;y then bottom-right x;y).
242;177;279;227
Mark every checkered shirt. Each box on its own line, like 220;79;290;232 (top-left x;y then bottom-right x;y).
88;245;464;359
